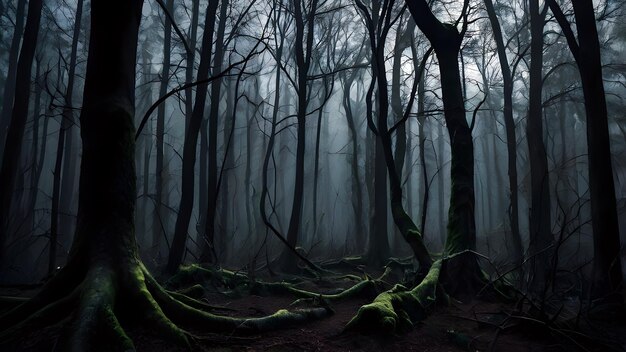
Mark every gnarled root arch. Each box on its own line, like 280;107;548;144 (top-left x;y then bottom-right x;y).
0;255;331;351
345;252;509;335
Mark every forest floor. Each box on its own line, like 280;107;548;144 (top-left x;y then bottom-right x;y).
2;265;626;352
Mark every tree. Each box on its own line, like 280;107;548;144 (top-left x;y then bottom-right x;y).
340;53;367;252
167;0;220;273
277;0;318;271
345;0;496;334
202;0;230;263
483;0;524;266
405;0;483;294
0;1;329;349
355;0;431;270
527;0;553;294
0;0;43;267
154;0;174;261
49;0;84;274
547;0;623;299
0;0;26;159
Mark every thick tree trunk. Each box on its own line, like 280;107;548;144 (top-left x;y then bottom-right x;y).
406;0;482;296
0;0;43;266
548;0;623;298
573;0;622;299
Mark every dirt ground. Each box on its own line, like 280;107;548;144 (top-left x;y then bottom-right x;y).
2;271;626;352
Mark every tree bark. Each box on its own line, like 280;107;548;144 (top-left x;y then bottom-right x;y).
527;0;552;294
406;0;482;295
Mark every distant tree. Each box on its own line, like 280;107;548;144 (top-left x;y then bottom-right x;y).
0;0;26;158
202;0;230;263
154;0;174;261
167;0;220;273
49;0;84;274
340;48;367;252
0;0;42;266
355;0;432;270
354;0;392;268
276;0;318;271
483;0;524;266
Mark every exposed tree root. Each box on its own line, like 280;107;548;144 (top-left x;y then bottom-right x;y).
166;264;382;303
344;250;521;335
345;260;443;334
0;257;332;351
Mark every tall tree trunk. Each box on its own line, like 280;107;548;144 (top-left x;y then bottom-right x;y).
484;0;523;267
527;0;552;294
49;0;84;274
153;0;174;260
342;73;365;252
49;106;67;274
167;0;219;273
437;122;446;247
391;23;410;253
406;0;482;295
218;75;236;261
548;0;623;298
573;0;622;299
0;0;43;266
202;0;229;263
392;22;411;180
0;0;26;160
136;50;152;251
416;60;429;239
184;0;200;134
28;59;43;231
260;0;287;266
58;0;84;251
355;0;431;270
279;0;318;271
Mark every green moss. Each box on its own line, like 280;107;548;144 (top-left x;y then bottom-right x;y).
345;260;442;334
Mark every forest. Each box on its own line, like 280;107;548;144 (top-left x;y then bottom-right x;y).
0;0;625;350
